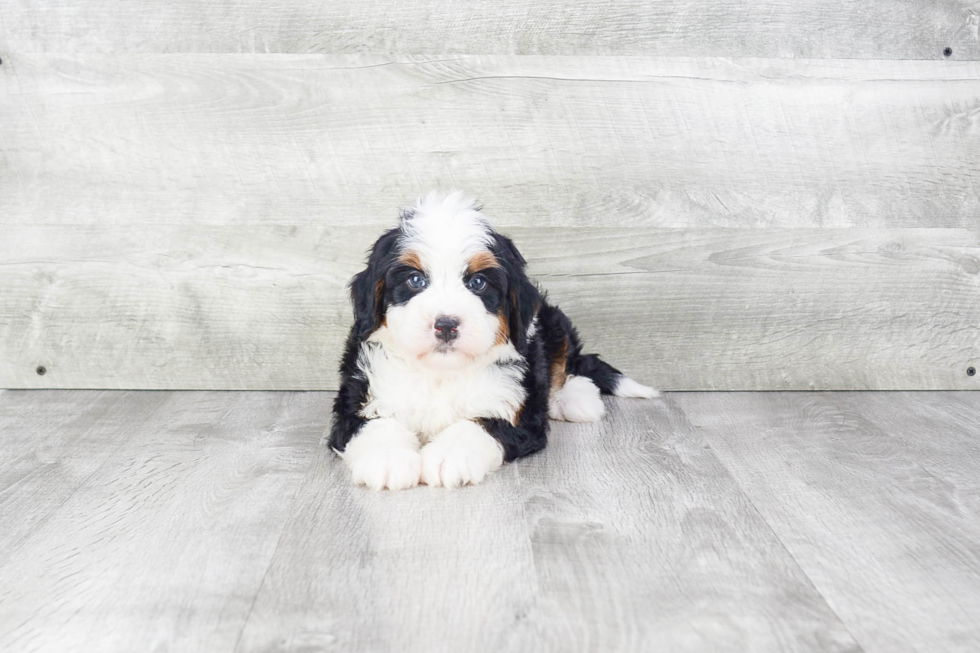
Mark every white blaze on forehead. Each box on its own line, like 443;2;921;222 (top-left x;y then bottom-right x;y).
399;191;494;274
383;191;503;369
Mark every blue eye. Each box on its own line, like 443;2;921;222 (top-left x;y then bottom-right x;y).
466;275;487;292
408;273;427;289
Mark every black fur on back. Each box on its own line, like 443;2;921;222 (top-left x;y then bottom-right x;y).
537;301;624;395
480;297;624;461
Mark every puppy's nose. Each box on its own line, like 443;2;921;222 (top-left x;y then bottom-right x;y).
434;316;460;342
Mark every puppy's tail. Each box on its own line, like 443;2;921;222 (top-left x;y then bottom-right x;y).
569;354;659;399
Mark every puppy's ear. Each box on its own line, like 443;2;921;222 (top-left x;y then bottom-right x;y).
350;228;400;341
491;234;540;351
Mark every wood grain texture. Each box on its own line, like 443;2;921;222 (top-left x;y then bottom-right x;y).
0;390;325;653
835;392;980;498
502;393;860;652
235;439;539;652
2;55;979;229
1;0;977;59
1;225;977;390
237;394;859;652
0;390;170;566
4;390;980;651
673;392;980;652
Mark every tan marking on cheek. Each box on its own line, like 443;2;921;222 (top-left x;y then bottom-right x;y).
494;311;510;346
399;250;424;271
467;250;500;275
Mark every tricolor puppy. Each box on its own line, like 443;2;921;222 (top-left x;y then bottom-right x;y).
329;192;657;490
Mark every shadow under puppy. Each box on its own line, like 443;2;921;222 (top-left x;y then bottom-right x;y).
329;192;657;490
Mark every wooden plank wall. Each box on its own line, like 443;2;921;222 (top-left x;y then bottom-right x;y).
1;3;978;390
3;1;979;59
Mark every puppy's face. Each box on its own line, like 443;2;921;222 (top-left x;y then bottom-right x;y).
384;248;508;369
349;193;538;371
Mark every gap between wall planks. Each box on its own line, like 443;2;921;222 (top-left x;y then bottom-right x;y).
2;56;979;229
0;0;977;59
1;225;977;391
2;55;979;391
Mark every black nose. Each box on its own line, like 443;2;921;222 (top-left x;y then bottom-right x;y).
434;316;460;342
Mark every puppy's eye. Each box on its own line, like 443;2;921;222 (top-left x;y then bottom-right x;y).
407;272;427;289
466;275;487;292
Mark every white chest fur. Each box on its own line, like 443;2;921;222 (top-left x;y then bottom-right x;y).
356;337;527;439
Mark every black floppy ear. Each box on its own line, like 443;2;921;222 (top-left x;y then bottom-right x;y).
491;233;540;351
349;228;400;342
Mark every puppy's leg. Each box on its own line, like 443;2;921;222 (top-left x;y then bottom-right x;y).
548;374;606;422
339;418;422;491
420;420;505;488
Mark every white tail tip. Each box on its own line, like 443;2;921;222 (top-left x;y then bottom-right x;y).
614;377;659;399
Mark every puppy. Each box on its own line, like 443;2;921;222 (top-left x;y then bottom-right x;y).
329;192;657;490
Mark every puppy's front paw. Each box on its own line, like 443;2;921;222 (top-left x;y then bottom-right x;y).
341;418;421;491
421;421;504;488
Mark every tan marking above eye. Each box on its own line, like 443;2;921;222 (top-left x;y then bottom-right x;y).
467;251;500;275
399;250;424;271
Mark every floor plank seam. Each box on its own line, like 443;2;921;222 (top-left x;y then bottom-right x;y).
6;391;979;651
664;393;870;653
231;439;326;653
513;453;543;626
1;391;153;563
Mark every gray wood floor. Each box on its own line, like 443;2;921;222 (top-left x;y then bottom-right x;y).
1;390;977;652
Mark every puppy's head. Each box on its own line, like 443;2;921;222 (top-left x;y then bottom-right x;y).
349;192;539;370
